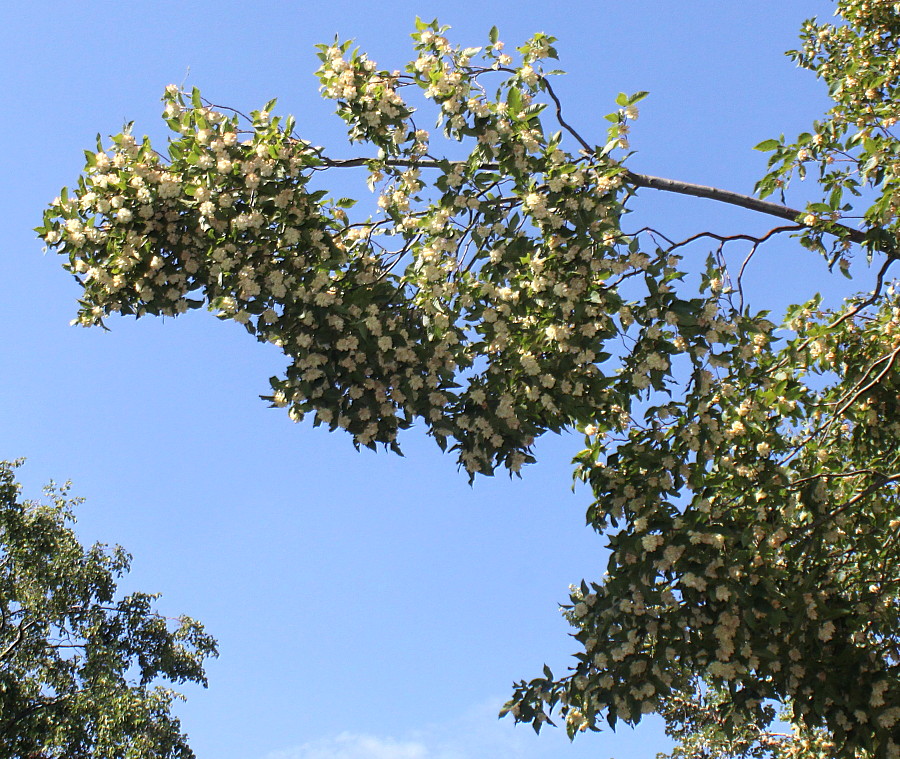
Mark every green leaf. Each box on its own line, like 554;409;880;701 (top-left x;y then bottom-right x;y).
507;85;523;116
753;138;781;151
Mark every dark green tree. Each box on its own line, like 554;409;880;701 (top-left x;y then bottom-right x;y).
0;461;216;758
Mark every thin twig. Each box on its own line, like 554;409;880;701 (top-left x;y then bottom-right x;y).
540;77;593;154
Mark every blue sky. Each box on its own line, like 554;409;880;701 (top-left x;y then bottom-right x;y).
2;1;846;757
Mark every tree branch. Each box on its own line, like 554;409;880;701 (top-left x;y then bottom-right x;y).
0;619;38;661
318;154;878;250
622;170;873;247
800;471;900;541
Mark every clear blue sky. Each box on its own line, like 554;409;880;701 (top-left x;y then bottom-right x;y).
2;1;844;757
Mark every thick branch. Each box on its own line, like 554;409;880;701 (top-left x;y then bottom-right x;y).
321;156;875;249
622;170;871;247
0;620;38;661
802;471;900;540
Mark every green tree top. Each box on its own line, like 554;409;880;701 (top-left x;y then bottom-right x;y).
0;461;217;758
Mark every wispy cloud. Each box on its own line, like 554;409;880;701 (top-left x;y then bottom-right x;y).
266;732;428;759
265;697;672;759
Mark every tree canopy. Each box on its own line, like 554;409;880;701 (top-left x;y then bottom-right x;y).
0;461;217;758
34;1;900;757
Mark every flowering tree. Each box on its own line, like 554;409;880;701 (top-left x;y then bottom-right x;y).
0;461;216;758
35;1;900;757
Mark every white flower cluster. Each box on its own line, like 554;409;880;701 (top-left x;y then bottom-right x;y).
315;43;414;152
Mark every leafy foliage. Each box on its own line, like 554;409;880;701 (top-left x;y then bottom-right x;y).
34;2;900;757
0;461;217;758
